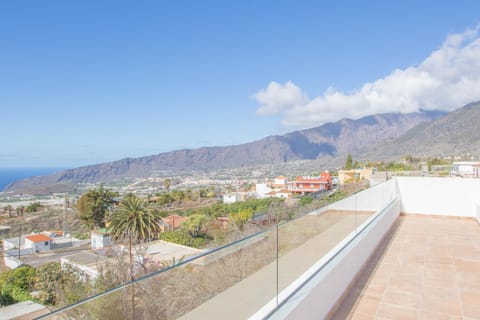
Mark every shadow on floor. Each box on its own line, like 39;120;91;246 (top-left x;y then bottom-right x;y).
328;217;403;319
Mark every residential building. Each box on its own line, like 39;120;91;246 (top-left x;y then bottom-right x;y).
61;252;110;282
255;183;273;199
265;189;291;199
24;234;52;252
272;175;287;189
223;192;245;204
473;163;480;177
452;161;480;176
160;214;187;232
290;171;332;194
338;167;373;184
91;228;112;250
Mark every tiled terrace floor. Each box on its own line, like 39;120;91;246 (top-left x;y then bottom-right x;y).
330;214;480;320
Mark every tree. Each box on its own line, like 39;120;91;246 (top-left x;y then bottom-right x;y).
230;209;253;231
182;214;209;238
3;205;14;217
163;178;171;192
25;202;43;213
0;266;36;305
345;154;353;170
15;206;25;216
76;186;118;228
299;195;313;207
35;262;63;305
107;195;162;278
107;195;162;318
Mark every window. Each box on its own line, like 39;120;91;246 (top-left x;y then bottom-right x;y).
44;241;49;246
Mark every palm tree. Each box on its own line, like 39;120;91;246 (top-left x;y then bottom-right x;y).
107;195;162;318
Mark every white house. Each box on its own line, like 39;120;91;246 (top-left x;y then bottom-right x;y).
61;252;110;282
275;189;292;199
223;193;245;204
255;183;273;199
91;229;112;250
24;234;52;252
272;176;287;189
452;161;480;176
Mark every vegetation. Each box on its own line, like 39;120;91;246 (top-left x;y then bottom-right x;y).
107;195;163;318
25;202;43;213
345;154;353;170
76;186;118;228
158;230;193;247
299;195;313;206
163;178;171;191
108;195;162;276
0;266;35;305
230;209;254;231
182;214;209;238
2;205;14;217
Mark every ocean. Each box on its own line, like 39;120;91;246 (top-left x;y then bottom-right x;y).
0;168;66;191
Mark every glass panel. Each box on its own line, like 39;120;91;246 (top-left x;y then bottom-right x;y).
39;181;397;320
41;228;278;320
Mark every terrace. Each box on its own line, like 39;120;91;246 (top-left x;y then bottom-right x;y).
37;177;480;319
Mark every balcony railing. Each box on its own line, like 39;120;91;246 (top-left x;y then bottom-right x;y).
36;180;398;320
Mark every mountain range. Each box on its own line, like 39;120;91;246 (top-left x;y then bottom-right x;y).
6;101;480;194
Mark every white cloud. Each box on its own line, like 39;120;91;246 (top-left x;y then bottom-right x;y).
253;25;480;129
253;81;308;115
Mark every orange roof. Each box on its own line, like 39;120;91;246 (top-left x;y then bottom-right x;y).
25;234;51;242
276;175;285;179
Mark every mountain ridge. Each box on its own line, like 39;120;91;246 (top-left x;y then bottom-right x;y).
359;101;480;160
4;109;446;194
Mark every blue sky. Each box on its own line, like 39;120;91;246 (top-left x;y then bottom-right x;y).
1;1;480;167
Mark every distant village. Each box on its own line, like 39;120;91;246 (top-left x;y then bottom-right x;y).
1;158;480;316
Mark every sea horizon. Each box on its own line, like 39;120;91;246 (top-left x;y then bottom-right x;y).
0;167;67;192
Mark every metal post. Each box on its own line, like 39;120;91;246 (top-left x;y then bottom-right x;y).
276;222;279;309
18;222;22;259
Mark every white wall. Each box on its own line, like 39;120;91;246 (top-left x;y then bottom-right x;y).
256;183;272;199
223;194;240;204
25;239;51;252
316;179;396;214
476;203;480;223
61;259;100;281
396;177;480;217
91;234;112;250
3;239;17;250
4;256;24;269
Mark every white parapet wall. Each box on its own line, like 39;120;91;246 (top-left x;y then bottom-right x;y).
268;197;401;320
313;178;397;215
476;203;480;223
395;176;480;217
4;255;24;269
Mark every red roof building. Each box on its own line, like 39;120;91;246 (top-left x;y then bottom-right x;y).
25;234;52;242
291;172;332;194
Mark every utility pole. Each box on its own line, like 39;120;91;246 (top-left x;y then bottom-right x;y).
18;222;22;259
63;194;69;237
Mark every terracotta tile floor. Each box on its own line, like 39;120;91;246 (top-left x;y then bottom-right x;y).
330;215;480;320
